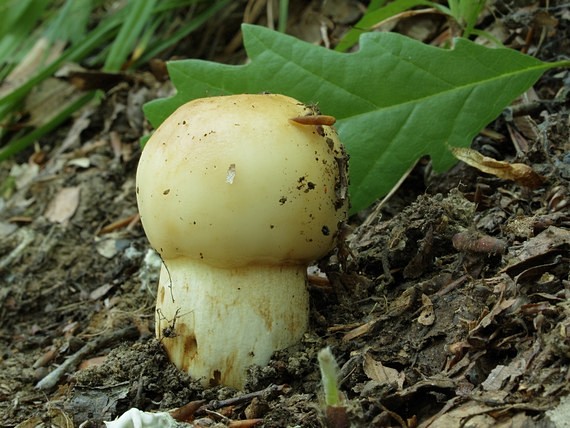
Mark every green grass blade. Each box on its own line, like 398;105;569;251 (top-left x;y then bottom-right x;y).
133;0;231;67
104;0;157;72
1;0;228;162
45;0;93;44
0;18;119;112
0;92;96;162
0;0;49;64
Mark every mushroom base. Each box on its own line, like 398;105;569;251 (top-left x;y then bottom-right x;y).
155;258;309;389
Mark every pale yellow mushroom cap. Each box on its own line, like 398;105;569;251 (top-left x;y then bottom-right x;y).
136;93;348;268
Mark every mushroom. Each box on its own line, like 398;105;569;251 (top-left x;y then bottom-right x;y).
136;93;349;388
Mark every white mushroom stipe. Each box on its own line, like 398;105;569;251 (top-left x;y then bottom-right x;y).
136;93;349;388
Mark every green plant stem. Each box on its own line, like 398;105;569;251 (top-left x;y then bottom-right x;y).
318;347;341;407
278;0;288;33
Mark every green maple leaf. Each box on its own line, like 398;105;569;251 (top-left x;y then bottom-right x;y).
144;24;567;213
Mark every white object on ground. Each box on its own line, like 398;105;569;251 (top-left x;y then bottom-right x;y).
103;408;177;428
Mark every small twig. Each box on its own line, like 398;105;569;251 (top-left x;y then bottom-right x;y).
200;384;285;413
435;274;468;296
98;213;139;234
377;402;407;428
35;326;139;390
357;160;418;233
228;420;263;428
204;408;231;423
170;400;206;422
0;228;34;272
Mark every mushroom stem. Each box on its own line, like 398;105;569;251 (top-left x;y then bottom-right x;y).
156;258;309;389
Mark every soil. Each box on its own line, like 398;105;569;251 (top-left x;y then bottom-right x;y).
1;2;569;427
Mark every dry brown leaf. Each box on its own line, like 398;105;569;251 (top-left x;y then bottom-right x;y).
14;408;73;428
481;358;525;392
0;38;65;99
502;226;570;281
513;226;570;261
10;163;39;190
450;146;544;188
417;293;435;326
363;352;405;389
420;400;536;428
67;157;91;168
89;283;115;301
25;77;85;128
479;298;517;329
44;186;81;224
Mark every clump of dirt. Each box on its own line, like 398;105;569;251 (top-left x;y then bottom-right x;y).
68;340;202;423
